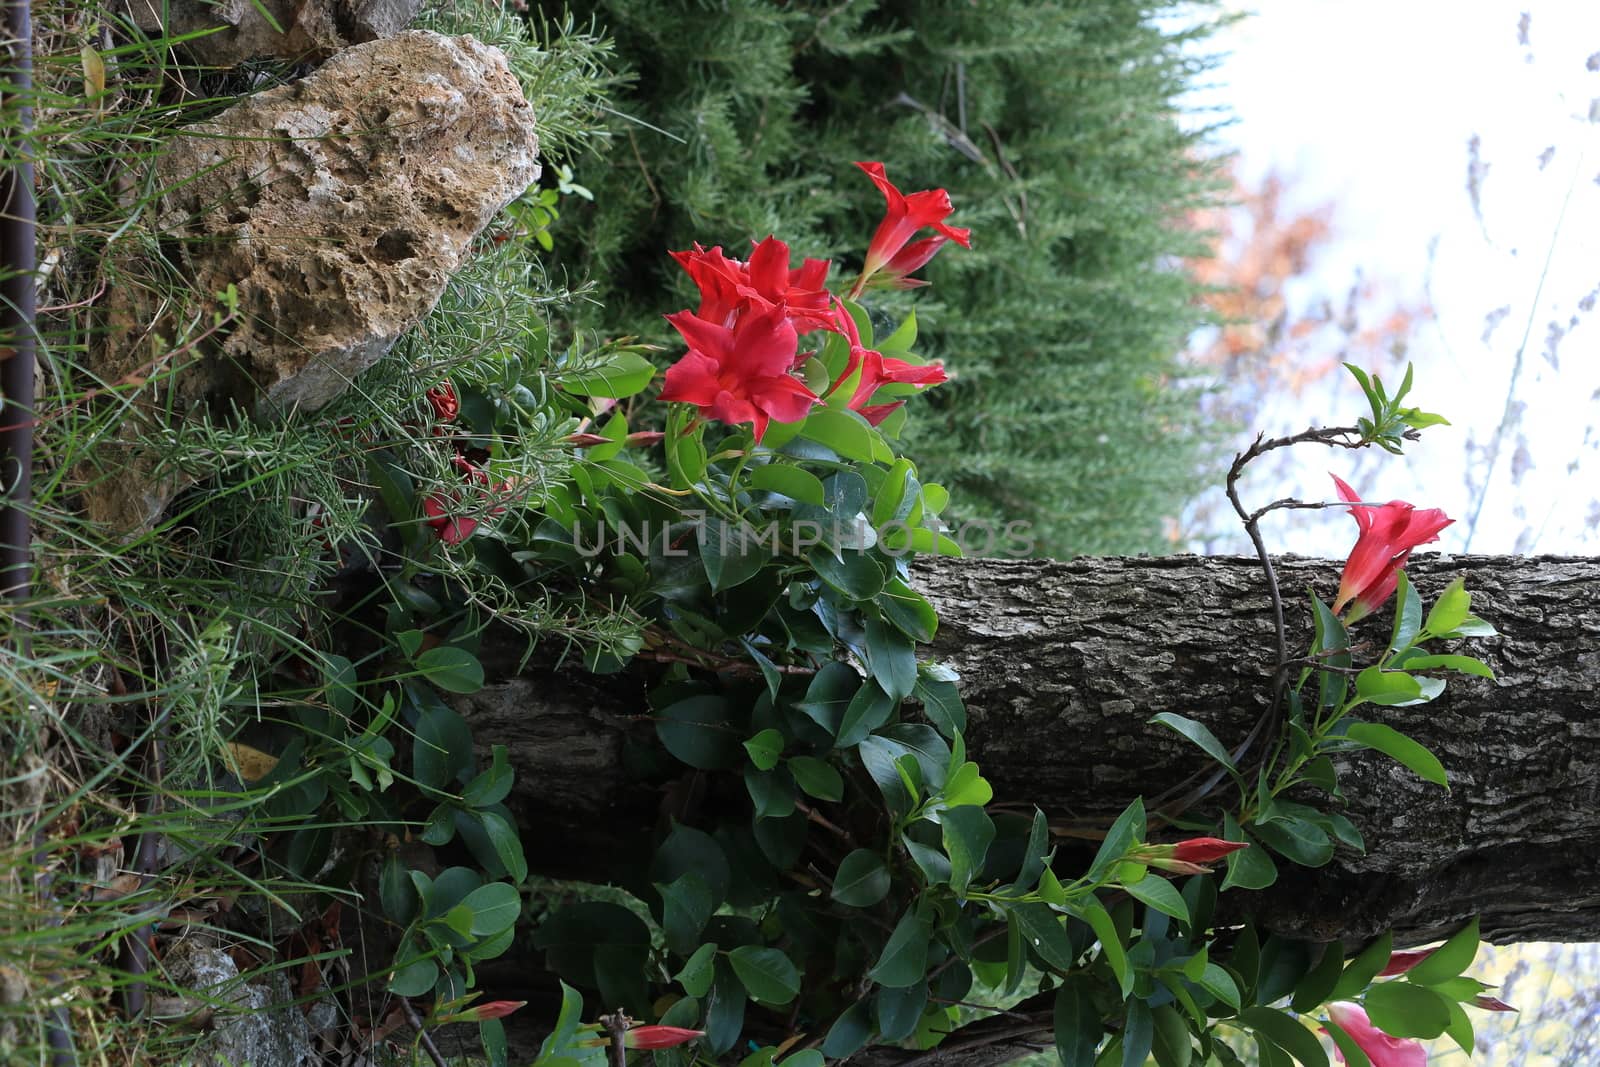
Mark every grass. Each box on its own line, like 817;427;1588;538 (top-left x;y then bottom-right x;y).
2;2;621;1061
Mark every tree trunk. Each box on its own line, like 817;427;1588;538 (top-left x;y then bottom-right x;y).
459;553;1600;947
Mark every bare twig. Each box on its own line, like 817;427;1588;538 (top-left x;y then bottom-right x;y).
401;998;450;1067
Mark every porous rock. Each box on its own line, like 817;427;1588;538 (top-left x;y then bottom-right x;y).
163;938;316;1066
152;30;540;413
121;0;426;66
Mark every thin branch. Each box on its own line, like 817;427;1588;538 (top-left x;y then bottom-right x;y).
401;998;450;1067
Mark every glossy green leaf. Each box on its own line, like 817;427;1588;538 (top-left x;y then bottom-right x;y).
822;1003;872;1058
748;464;826;505
560;351;655;398
1198;962;1242;1010
656;695;742;770
729;945;801;1005
1364;981;1452;1039
1121;1001;1153;1067
1054;978;1102;1067
864;613;918;701
1321;1018;1372;1067
837;682;895;750
1150;712;1238;775
788;755;844;801
1424;577;1471;637
1291;941;1346;1014
869;908;931;988
808;546;885;600
1329;932;1393;1002
1344;722;1449;788
461;882;521;937
913;675;966;738
831;849;891;907
1404;917;1479;986
1251;816;1335;867
1125;873;1189;922
880;578;938;643
1399;653;1494;679
1150;1004;1192;1067
875;981;927;1042
1240;1006;1328;1067
943;805;996;895
942;761;993;808
675;942;718;998
1387;570;1423;655
743;728;784;771
801;407;877;461
1079;899;1130;995
1087;798;1145;884
656;873;715;955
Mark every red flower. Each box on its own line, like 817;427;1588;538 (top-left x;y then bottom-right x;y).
422;493;479;545
851;162;971;295
436;1000;527;1024
1330;474;1453;622
426;382;459;423
826;303;947;425
1325;1002;1425;1067
1171;837;1250;864
1376;948;1434;977
670;238;833;334
659;306;818;441
624;1025;705;1050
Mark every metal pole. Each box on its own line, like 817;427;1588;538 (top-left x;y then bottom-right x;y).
1;0;35;609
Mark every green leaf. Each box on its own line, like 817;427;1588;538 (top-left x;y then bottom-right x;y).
831;849;892;907
701;520;770;592
836;681;895;750
1387;570;1422;655
1442;998;1475;1055
878;310;918;353
1251;816;1335;868
1399;653;1494;678
869;908;931;988
875;981;927;1042
1054;978;1102;1067
1310;597;1352;711
788;755;844;801
1012;901;1077;971
1291;941;1346;1014
1150;1005;1192;1067
1220;817;1278;891
1344;722;1449;788
942;805;996;895
1078;899;1130;995
743;728;785;771
1087;798;1145;884
1124;874;1189;922
676;942;718;998
656;873;715;955
1329;932;1393;1002
656;695;742;770
942;761;993;808
1404;917;1479;986
1239;1006;1328;1067
1353;667;1425;706
1149;712;1239;776
652;823;731;910
1437;615;1497;638
473;810;528;883
801;407;878;461
795;662;859;738
389;955;438;997
1424;577;1471;636
748;464;826;505
462;746;514;808
560;351;656;398
821;1004;872;1058
808;546;885;600
461;882;521;937
913;675;966;738
1321;1018;1372;1067
1363;981;1452;1038
1198;963;1242;1010
880;578;938;643
864;613;918;701
705;960;747;1056
729;946;801;1006
413;700;473;790
1119;1000;1153;1067
416;646;485;694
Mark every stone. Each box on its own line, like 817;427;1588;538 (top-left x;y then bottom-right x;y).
162;938;316;1066
121;0;427;67
150;30;540;414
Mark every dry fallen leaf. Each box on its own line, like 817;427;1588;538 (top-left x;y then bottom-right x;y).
225;742;279;782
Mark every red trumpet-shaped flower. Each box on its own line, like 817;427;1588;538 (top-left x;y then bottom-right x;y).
426;381;459;423
659;306;819;441
1325;1003;1426;1067
670;237;833;334
1331;474;1453;622
1132;836;1249;875
827;303;948;426
624;1025;705;1050
851;162;971;295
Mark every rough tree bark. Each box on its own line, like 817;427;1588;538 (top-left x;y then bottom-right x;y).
459;553;1600;948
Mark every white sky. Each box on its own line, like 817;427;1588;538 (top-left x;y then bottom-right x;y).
1187;0;1600;557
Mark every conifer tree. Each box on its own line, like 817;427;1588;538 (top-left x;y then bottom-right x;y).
547;0;1227;555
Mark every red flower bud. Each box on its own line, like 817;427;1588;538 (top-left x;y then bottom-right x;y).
564;433;612;447
1170;838;1250;864
1471;994;1516;1012
625;431;666;447
624;1025;705;1050
1377;948;1435;977
437;1000;527;1024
